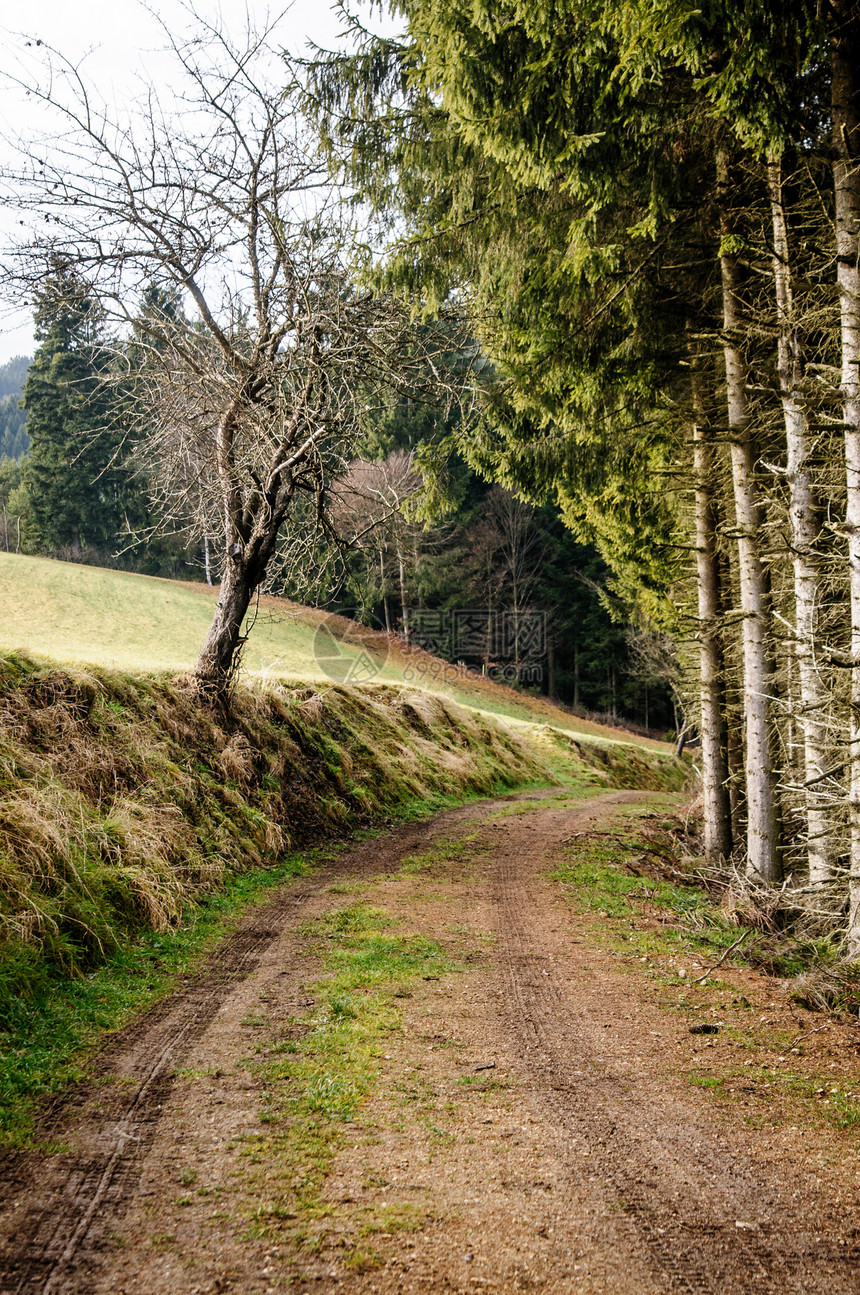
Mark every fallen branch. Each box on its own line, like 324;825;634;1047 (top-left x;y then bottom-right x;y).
563;830;629;845
790;1023;830;1046
691;929;752;983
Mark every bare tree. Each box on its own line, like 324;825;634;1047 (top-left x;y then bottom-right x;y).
829;0;860;952
689;346;733;861
486;487;548;658
462;487;549;673
766;155;832;885
329;450;422;628
0;11;469;701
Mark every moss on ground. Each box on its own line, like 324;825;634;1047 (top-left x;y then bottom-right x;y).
236;902;457;1261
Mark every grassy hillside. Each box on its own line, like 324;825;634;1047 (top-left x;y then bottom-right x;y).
0;551;668;752
0;553;685;1005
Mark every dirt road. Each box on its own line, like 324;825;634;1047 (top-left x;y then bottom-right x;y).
2;789;860;1294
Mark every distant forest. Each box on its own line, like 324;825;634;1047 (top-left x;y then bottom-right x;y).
0;357;29;461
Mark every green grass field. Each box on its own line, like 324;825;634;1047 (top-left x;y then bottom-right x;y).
0;550;667;753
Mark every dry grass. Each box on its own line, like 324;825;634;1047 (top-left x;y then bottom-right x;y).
0;650;561;1012
0;612;686;1018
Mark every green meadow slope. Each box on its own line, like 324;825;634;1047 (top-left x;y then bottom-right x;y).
0;551;668;754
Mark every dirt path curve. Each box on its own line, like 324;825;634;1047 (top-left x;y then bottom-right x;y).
2;789;860;1294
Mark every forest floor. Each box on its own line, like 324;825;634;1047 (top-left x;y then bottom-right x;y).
2;787;860;1295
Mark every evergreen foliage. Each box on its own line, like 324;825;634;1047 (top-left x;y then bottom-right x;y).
0;397;28;461
21;270;128;555
305;0;710;625
0;355;30;399
0;356;31;460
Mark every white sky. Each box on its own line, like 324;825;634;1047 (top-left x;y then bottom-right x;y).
0;0;394;364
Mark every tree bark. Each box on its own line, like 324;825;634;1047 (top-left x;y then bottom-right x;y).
715;522;746;841
193;407;289;700
397;548;407;625
193;392;270;700
203;534;213;587
718;149;781;884
194;556;258;699
768;154;832;883
831;0;860;949
690;351;733;862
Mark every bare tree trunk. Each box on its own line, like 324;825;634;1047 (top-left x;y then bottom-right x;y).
718;150;781;884
192;393;255;696
203;534;213;586
715;524;746;843
381;549;391;633
195;556;258;698
768;154;832;883
831;1;860;949
690;352;733;862
397;548;407;624
194;449;283;700
513;599;520;672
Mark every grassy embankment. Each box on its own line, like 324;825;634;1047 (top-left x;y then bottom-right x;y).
0;550;669;750
0;552;684;1138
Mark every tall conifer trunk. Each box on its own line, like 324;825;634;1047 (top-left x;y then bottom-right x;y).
690;350;732;862
767;155;831;883
718;150;781;884
831;1;860;948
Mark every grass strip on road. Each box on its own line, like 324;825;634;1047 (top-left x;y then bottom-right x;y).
235;901;458;1271
0;786;504;1149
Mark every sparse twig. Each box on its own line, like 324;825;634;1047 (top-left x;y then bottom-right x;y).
790;1022;830;1046
691;928;752;983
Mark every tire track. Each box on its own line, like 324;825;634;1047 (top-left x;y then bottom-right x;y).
5;791;860;1293
0;798;523;1295
0;886;313;1295
489;803;860;1295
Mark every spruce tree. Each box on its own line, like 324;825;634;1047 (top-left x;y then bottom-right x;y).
22;269;122;555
